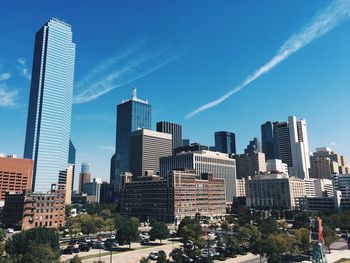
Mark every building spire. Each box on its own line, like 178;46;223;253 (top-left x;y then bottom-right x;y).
132;87;137;100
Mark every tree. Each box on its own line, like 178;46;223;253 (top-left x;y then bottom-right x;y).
149;222;169;244
156;253;168;263
66;217;81;238
139;257;150;263
69;255;82;263
264;233;294;263
257;217;279;239
323;225;338;253
170;248;183;263
79;214;97;236
293;212;310;229
116;216;139;249
292;228;310;252
5;227;60;262
221;220;230;233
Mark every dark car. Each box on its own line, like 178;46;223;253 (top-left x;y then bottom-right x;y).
63;245;75;254
158;250;166;257
79;243;91;252
69;239;78;245
92;241;105;249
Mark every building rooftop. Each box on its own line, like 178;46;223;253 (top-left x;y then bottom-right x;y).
120;88;149;105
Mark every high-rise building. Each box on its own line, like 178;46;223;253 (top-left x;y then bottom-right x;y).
23;18;76;192
273;121;293;167
244;137;261;154
130;129;172;177
288;116;310;179
160;150;236;203
309;147;349;178
68;140;76;191
0;156;34;203
266;159;288;174
261;121;275;160
79;163;91;194
235;152;266;179
156;121;183;151
214;131;236;155
182;139;190;146
110;153;116;184
114;88;151;186
83;178;103;202
333;174;350;198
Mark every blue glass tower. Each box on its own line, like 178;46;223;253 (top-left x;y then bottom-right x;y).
114;88;151;186
214;131;236;155
24;18;76;192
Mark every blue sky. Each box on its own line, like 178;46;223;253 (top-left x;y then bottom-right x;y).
1;1;350;188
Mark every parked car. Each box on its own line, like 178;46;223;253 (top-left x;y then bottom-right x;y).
92;241;105;249
79;243;91;252
158;250;166;257
63;245;75;254
105;239;119;248
84;237;92;243
184;240;194;250
149;251;159;260
6;228;14;233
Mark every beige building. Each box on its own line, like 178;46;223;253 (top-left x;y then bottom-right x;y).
235;178;246;197
121;169;226;222
246;174;305;209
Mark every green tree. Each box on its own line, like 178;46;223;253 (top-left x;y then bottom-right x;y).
149;222;169;244
139;257;150;263
66;217;81;238
323;225;338;253
5;228;60;263
156;253;169;263
116;216;139;249
170;248;183;263
293;212;310;229
264;233;294;263
79;214;97;236
292;228;310;252
69;255;82;263
257;217;279;239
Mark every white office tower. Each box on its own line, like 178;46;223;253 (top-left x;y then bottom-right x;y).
288;116;310;179
266;159;288;174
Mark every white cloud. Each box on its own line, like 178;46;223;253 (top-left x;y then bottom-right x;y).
73;42;179;104
17;58;31;80
0;84;18;108
186;0;350;118
0;73;11;81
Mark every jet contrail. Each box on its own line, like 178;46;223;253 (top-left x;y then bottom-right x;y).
186;0;350;118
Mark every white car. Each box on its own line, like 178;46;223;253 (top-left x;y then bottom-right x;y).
6;228;14;233
149;251;159;260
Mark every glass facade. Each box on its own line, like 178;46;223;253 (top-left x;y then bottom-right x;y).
114;92;151;186
24;18;75;192
215;131;236;155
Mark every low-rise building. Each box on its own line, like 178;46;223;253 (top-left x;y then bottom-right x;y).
3;184;65;230
121;169;226;222
246;174;305;209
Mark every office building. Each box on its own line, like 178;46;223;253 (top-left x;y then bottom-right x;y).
110;153;116;184
114;88;151;186
235;178;246;197
83;178;103;202
244;137;261;154
235;152;266;179
121;170;226;222
214;131;236;155
288;116;310;179
99;182;111;203
79;163;91;193
314;179;333;197
333;174;350;198
130;129;172;177
68;140;76;191
0;156;34;204
174;143;209;155
57;164;74;204
160;150;236;203
304;179;316;197
261;121;275;160
309;147;349;178
266;159;288;174
23;18;76;192
246;174;305;209
182;139;190;146
3;184;65;230
273;121;293;167
156;121;183;151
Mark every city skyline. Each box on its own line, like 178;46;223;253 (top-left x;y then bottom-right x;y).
1;1;350;187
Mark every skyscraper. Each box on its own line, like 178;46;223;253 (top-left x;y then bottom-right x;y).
261;121;275;160
214;131;236;155
273;121;293;167
24;18;76;192
79;163;91;194
244;137;261;154
114;88;151;186
130;129;172;177
156;121;183;151
288;115;310;179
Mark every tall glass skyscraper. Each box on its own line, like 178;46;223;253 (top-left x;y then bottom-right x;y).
214;131;236;155
114;88;151;186
24;18;76;192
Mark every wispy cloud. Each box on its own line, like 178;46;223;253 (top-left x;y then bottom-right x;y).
97;145;115;151
17;58;31;80
0;73;11;81
186;0;350;118
0;84;18;107
73;42;180;104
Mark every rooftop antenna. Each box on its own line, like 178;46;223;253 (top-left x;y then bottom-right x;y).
132;87;137;100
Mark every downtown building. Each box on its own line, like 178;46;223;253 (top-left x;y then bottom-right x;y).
0;155;34;205
130;129;172;178
213;131;236;155
160;150;236;203
113;88;151;188
156;121;183;152
23;18;76;192
121;170;226;222
261;116;310;179
78;163;92;194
